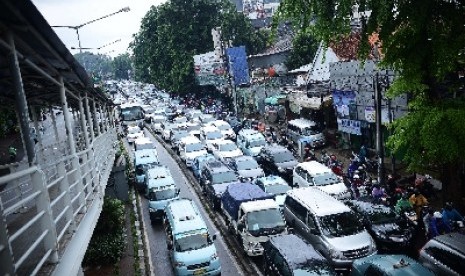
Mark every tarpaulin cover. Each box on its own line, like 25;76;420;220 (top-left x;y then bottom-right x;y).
221;182;273;221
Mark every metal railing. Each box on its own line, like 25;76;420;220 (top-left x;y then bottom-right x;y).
0;128;117;275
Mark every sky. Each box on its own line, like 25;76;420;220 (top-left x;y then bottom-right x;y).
32;0;167;58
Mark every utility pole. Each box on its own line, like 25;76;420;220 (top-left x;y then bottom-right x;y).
374;71;385;185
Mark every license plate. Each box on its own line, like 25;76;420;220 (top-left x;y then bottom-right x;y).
194;268;206;275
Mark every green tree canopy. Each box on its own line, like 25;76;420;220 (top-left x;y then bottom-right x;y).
74;52;113;78
113;53;132;80
130;0;269;94
285;31;319;70
276;0;465;205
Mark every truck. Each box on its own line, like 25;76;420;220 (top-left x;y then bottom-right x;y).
221;182;288;256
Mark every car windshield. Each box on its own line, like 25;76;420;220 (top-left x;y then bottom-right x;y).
212;171;238;184
136;143;153;150
144;107;155;113
273;151;295;163
312;173;341;186
175;232;211;252
121;106;144;121
186;143;204;152
295;260;335;275
302;126;320;136
246;209;286;234
265;183;291;195
128;127;141;134
173;131;189;140
217;124;231;131
219;143;238;151
367;207;397;224
236;159;259;170
148;188;177;201
248;139;266;148
206;131;222;139
319;212;364;237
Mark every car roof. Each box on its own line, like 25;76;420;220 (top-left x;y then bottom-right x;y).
231;155;255;163
296;161;331;174
146;166;171;179
205;161;230;173
239;129;260;136
288;118;316;127
269;234;326;269
264;145;289;154
287;187;351;216
353;254;435;275
256;175;288;186
346;200;395;215
166;199;206;234
430;232;465;255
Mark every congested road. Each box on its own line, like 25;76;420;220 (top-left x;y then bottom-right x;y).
134;127;248;276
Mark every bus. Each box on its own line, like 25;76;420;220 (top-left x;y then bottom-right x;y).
117;103;145;130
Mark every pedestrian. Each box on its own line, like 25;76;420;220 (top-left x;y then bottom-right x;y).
428;211;451;239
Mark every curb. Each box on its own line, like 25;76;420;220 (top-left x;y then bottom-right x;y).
130;188;154;275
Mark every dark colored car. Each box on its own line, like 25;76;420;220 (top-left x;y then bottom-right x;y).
419;232;465;275
351;254;435;276
263;234;337;275
256;145;298;183
346;200;415;253
200;161;240;210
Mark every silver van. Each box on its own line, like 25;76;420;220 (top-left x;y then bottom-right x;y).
419;232;465;275
287;118;325;148
283;187;377;271
164;198;221;275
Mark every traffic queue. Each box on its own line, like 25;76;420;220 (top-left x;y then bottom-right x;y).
119;84;464;276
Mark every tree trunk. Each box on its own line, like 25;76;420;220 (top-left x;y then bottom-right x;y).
441;162;465;213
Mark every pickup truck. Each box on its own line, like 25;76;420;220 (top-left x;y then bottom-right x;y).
221;182;288;256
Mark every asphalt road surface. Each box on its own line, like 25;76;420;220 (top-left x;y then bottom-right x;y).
133;128;244;276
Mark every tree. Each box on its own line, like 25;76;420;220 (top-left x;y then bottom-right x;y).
285;31;319;70
275;1;465;207
130;0;269;94
113;53;132;80
74;52;113;79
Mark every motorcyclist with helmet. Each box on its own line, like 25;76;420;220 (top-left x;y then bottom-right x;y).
303;145;316;162
409;189;429;217
442;202;464;230
428;211;451;239
395;193;413;213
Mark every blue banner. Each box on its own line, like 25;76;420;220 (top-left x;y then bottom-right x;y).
226;46;250;86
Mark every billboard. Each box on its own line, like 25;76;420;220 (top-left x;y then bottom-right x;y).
193;51;227;86
226;46;250;86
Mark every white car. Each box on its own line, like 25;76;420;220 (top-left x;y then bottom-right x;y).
127;126;144;143
210;120;236;140
179;136;208;167
200;125;224;152
211;140;243;162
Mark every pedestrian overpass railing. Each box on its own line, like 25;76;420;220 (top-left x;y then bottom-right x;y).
0;128;117;276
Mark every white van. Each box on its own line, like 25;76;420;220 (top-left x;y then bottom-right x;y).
287;118;325;148
164;199;221;275
283;187;377;271
293;161;350;199
134;137;155;151
145;166;180;222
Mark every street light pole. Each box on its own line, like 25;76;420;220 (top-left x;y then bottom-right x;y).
71;39;121;51
52;7;130;53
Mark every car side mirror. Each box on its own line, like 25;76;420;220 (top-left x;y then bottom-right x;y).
237;223;245;232
176;188;181;195
167;241;173;250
